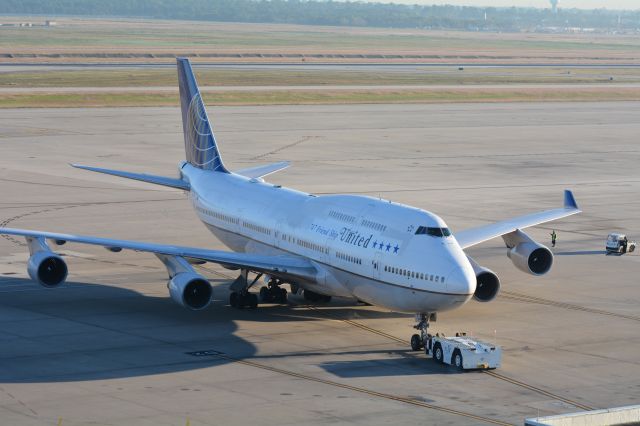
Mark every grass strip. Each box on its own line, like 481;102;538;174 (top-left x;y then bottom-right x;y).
0;69;638;88
1;88;640;108
2;21;640;53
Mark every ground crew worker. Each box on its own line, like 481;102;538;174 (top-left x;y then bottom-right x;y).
550;230;557;247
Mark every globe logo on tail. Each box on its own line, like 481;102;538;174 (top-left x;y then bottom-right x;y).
185;93;224;171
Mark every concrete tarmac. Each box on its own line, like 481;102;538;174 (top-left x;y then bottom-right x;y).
2;83;640;94
0;102;639;425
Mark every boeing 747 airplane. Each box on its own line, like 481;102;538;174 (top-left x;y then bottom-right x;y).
0;58;581;351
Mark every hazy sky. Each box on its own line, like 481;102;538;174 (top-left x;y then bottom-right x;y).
372;0;640;10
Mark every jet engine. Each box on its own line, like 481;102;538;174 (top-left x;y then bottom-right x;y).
467;257;500;302
507;242;553;276
474;269;500;302
27;251;68;288
503;229;553;276
167;272;212;310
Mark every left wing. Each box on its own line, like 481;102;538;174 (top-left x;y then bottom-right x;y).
454;190;580;249
0;227;316;281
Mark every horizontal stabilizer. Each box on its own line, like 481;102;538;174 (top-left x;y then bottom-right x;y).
71;164;190;191
235;161;290;179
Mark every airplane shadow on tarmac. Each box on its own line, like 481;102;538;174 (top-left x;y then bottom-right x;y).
0;277;423;383
319;357;455;378
554;250;607;256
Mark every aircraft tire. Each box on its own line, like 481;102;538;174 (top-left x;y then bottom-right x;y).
259;286;270;302
277;288;288;304
304;290;319;302
410;334;422;351
249;293;258;309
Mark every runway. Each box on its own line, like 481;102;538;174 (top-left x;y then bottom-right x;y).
0;102;639;425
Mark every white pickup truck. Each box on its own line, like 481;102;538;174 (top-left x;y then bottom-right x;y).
426;333;501;370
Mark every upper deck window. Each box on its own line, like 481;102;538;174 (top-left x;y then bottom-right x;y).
415;226;451;237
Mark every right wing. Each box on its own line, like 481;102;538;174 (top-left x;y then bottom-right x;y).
235;161;290;179
454;190;581;249
0;227;317;282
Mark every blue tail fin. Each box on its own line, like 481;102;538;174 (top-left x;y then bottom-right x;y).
177;58;228;172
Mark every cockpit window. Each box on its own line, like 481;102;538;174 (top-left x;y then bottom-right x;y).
415;226;451;237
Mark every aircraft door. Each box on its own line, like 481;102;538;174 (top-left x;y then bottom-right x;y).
373;251;383;280
274;218;285;249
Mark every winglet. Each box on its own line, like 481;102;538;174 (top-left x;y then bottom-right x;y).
564;189;579;210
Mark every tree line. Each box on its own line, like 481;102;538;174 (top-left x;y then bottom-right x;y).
2;0;639;31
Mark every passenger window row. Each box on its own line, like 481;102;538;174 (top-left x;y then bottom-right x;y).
383;265;444;283
336;251;362;265
329;210;356;224
243;221;271;235
197;206;239;225
361;219;386;232
282;234;297;244
297;238;329;254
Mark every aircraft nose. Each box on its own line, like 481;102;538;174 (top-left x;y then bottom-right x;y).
446;267;476;296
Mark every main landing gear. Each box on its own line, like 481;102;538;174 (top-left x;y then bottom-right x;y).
259;277;288;304
229;272;292;309
410;312;437;352
230;291;258;309
229;269;261;309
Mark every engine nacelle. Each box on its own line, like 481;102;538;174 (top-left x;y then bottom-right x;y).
466;255;500;302
470;263;500;303
168;272;212;310
508;242;553;276
27;251;68;288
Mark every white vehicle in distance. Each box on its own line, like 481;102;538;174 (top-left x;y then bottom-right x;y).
426;333;501;370
606;233;636;255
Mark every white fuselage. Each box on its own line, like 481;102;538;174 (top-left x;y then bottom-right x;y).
183;163;476;314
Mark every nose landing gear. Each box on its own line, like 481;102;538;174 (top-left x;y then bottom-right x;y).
410;312;437;351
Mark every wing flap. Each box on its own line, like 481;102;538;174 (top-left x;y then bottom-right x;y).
454;190;581;249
